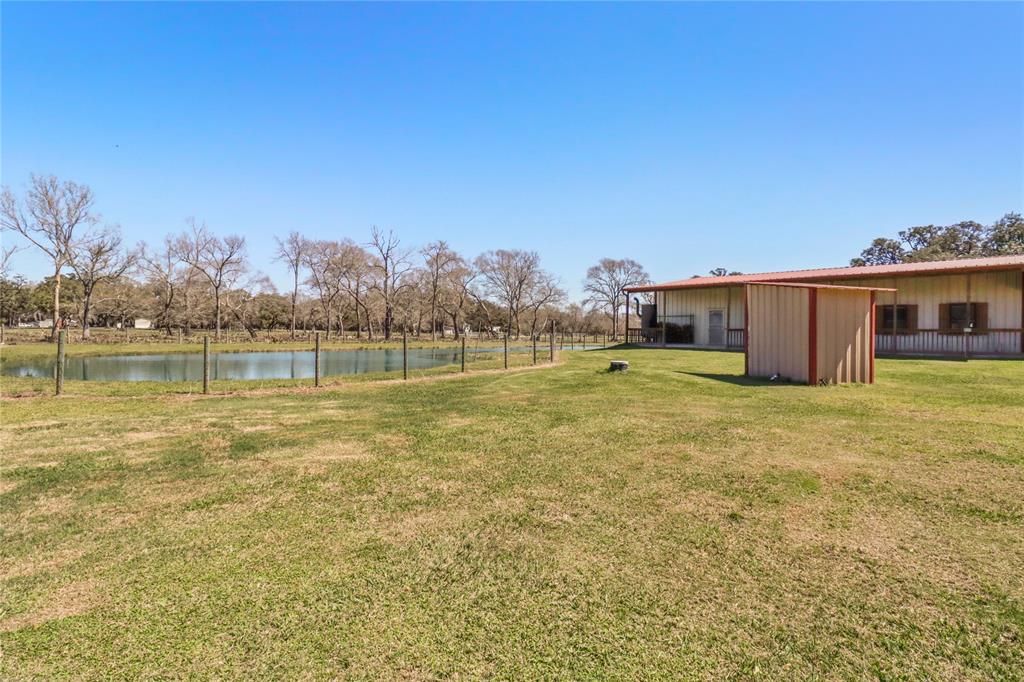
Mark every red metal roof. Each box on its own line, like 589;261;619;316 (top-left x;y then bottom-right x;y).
746;282;896;292
625;255;1024;292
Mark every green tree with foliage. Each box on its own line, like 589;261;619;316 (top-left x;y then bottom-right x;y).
851;213;1022;265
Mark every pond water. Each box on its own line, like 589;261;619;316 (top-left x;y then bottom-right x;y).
2;347;530;382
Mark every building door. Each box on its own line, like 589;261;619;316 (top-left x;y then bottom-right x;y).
708;309;725;346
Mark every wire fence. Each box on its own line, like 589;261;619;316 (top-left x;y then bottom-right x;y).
32;328;617;395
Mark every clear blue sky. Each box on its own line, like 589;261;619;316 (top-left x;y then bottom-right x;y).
3;2;1022;298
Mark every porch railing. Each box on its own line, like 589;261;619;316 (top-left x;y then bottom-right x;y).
625;327;746;350
875;328;1023;357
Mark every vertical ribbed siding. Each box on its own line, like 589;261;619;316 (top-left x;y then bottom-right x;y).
815;289;873;384
660;287;733;345
829;271;1022;354
746;284;809;382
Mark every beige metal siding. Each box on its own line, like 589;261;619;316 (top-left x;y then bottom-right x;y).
829;271;1021;354
815;289;873;384
746;284;809;382
660;286;737;346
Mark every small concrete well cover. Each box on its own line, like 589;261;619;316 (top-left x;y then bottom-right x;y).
609;360;629;372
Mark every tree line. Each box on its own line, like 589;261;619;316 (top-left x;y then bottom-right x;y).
851;213;1023;266
2;175;652;341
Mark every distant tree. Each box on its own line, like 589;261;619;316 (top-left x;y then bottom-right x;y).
273;231;305;339
851;214;1020;265
850;238;906;266
367;227;414;339
523;271;566;338
421;241;462;340
985;212;1024;255
438;261;476;339
68;225;136;339
173;219;248;341
1;175;98;338
582;258;650;339
708;267;743;276
139;236;183;335
302;240;347;339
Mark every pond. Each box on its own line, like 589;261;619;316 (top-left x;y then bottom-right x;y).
1;347;529;382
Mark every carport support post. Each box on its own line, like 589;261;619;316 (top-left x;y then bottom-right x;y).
461;335;467;373
55;330;66;395
314;332;321;387
202;336;210;394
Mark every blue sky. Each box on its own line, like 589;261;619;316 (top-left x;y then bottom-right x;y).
3;2;1022;298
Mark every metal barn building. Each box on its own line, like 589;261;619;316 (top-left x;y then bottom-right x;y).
624;256;1024;372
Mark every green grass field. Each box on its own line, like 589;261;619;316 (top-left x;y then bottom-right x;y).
2;348;1022;679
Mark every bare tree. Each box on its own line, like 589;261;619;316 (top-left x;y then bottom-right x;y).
1;244;20;278
475;249;544;337
523;271;566;338
68;225;136;339
302;240;346;339
582;258;650;339
421;241;462;340
367;227;414;339
173;219;248;341
139;236;183;335
337;241;374;339
439;260;476;339
274;231;305;339
1;175;98;338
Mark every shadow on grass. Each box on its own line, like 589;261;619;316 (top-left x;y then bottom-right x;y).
676;371;795;387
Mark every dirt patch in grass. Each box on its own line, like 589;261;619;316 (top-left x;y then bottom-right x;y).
0;579;100;632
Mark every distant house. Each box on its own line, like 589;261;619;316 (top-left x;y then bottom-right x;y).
625;256;1024;371
133;318;153;329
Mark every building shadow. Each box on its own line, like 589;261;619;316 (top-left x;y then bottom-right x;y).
676;371;795;387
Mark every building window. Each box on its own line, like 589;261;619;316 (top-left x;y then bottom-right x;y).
939;302;988;332
876;304;917;334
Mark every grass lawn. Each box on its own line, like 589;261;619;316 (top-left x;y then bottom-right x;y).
1;348;1022;679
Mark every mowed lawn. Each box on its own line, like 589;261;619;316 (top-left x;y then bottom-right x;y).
1;348;1022;679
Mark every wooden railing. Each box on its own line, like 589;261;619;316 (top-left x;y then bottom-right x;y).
875;329;1023;357
627;327;664;345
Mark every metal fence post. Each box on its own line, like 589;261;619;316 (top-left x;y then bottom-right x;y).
550;320;556;363
315;331;322;387
403;329;408;380
532;335;537;365
461;335;467;373
203;336;210;394
503;333;509;369
662;319;667;348
55;330;66;395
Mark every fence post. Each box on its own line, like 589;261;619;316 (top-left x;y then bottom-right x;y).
55;330;66;395
662;319;667;348
550;320;556;363
532;335;537;365
315;331;321;387
582;334;586;350
203;335;210;394
503;333;509;369
461;335;467;373
403;329;408;380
